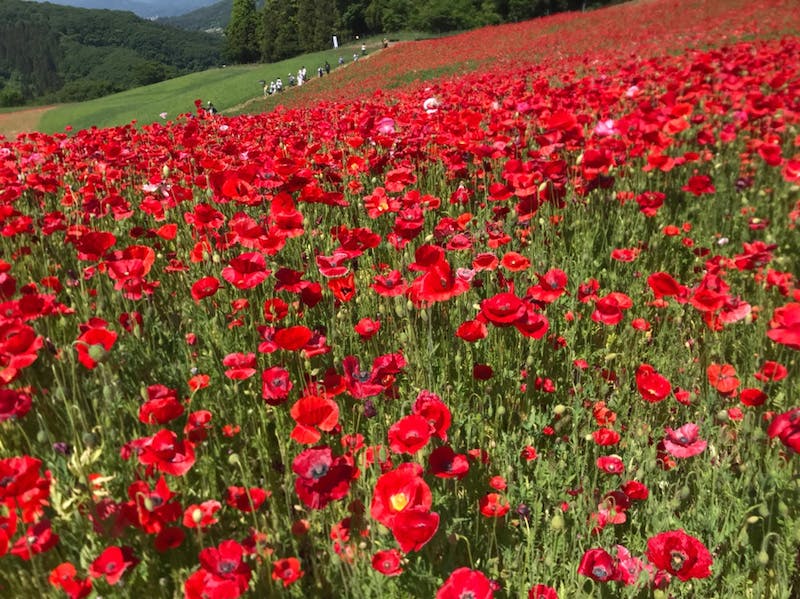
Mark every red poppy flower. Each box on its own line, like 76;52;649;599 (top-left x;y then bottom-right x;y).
767;407;800;452
199;539;252;593
577;547;617;582
480;292;527;326
526;268;568;304
139;384;184;425
272;557;303;588
292;446;355;510
223;352;257;380
621;480;649;501
371;463;432;529
500;251;531;272
578;278;600;303
262;298;289;322
221;252;270;289
682;174;715;196
75;325;117;369
354;317;381;340
646;529;712;581
592;292;632;326
273;325;314;351
290;395;340;445
428;446;469;479
88;546;138;585
188;374;210;392
49;562;92;599
124;476;181;534
755;360;787;382
388;414;432;455
0;324;44;379
225;486;270;512
371;270;407;297
70;230;116;261
596;455;625;474
592;428;620;446
514;306;549;339
0;387;32;422
436;567;494;599
392;506;439;552
635;191;665;216
739;388;768;407
636;364;672;402
456;319;488;342
706;363;739;395
412;390;451;441
767;303;800;349
479;493;510;517
528;584;559;599
261;366;293;405
135;429;195;477
11;518;59;560
327;272;356;303
191;276;220;302
371;549;403;576
183;500;222;529
610;247;640;262
663;423;707;458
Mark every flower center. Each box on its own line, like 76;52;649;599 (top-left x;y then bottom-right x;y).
310;463;329;479
218;559;237;574
390;492;409;512
670;550;687;571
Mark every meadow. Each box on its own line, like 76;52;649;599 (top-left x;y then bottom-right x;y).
1;0;800;597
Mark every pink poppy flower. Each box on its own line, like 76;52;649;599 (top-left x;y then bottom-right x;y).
663;423;707;458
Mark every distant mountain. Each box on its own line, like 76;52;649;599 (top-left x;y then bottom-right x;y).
1;0;223;106
158;0;231;33
26;0;219;19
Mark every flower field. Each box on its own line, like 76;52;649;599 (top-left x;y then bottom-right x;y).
2;0;800;597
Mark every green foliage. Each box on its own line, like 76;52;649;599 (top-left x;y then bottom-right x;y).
0;0;222;106
226;0;262;63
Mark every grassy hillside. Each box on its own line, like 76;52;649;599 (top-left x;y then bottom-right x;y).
0;0;223;106
38;37;391;133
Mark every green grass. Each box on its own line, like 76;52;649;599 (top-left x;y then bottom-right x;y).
37;36;396;134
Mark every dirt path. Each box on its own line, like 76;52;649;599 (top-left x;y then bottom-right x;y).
0;105;57;139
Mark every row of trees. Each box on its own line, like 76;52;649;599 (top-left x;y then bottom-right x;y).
225;0;624;63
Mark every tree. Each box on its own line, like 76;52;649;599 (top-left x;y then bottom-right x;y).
261;0;301;62
226;0;261;63
313;0;339;50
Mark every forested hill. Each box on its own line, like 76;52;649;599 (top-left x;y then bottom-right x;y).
0;0;223;106
159;0;234;32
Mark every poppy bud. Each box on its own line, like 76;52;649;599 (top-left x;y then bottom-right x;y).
550;513;564;530
757;550;769;565
87;344;108;364
746;515;760;525
228;453;240;465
